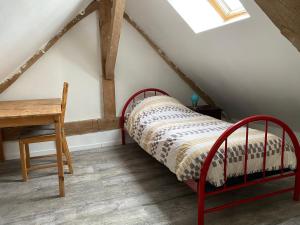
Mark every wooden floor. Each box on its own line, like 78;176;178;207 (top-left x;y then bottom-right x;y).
0;144;300;225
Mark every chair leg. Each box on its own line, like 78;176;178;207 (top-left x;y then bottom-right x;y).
25;144;31;169
19;141;28;181
62;135;73;174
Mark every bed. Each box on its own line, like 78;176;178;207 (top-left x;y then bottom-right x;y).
120;88;300;225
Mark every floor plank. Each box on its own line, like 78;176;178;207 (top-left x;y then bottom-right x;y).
0;144;300;225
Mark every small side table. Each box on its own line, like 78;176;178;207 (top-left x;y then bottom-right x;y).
187;105;222;120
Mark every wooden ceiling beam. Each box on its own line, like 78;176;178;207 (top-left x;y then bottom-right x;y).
255;0;300;52
98;0;117;119
105;0;126;80
98;0;112;76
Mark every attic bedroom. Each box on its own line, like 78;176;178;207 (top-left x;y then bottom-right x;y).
0;0;300;225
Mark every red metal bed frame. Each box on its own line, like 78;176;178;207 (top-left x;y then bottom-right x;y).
120;88;300;225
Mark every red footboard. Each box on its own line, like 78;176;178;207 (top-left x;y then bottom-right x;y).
196;115;300;225
120;89;300;225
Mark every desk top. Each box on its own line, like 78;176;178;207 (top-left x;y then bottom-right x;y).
0;99;61;119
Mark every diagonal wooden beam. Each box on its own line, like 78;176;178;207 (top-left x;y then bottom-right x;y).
105;0;126;80
98;0;116;119
124;13;216;106
0;1;98;94
255;0;300;52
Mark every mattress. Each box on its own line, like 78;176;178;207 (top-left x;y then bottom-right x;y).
125;95;296;187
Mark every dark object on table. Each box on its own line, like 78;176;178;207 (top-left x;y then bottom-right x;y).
187;105;222;119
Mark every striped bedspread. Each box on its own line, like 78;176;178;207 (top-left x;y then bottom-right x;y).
125;96;296;187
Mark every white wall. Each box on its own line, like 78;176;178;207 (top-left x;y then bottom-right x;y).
0;0;92;81
0;11;194;159
5;0;297;159
126;0;300;132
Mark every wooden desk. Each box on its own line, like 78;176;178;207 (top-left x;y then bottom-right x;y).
0;99;65;197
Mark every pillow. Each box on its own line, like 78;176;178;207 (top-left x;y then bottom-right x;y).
131;99;142;111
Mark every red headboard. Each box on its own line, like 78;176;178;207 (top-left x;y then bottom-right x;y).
120;88;169;144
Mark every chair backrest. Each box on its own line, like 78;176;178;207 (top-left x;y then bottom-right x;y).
61;82;69;123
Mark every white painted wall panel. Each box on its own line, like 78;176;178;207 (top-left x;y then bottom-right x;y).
0;0;92;81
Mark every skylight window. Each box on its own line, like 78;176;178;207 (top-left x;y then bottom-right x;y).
168;0;249;33
209;0;247;21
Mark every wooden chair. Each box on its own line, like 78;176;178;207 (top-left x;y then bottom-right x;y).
19;82;73;181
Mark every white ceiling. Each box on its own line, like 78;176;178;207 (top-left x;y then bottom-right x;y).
126;0;300;131
0;0;92;81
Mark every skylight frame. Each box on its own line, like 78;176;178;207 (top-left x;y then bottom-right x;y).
167;0;250;34
209;0;247;22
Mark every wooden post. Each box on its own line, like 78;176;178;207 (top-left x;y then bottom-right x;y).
105;0;126;80
102;79;116;119
0;129;4;162
98;0;126;119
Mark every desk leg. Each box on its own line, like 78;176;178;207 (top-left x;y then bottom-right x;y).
0;129;5;162
55;116;65;197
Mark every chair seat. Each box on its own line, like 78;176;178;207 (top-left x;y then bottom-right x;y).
20;125;55;139
23;124;55;130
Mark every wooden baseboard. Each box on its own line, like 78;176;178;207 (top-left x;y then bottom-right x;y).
2;117;120;141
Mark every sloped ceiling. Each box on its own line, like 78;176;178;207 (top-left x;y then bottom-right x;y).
0;0;92;81
126;0;300;131
1;0;299;131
